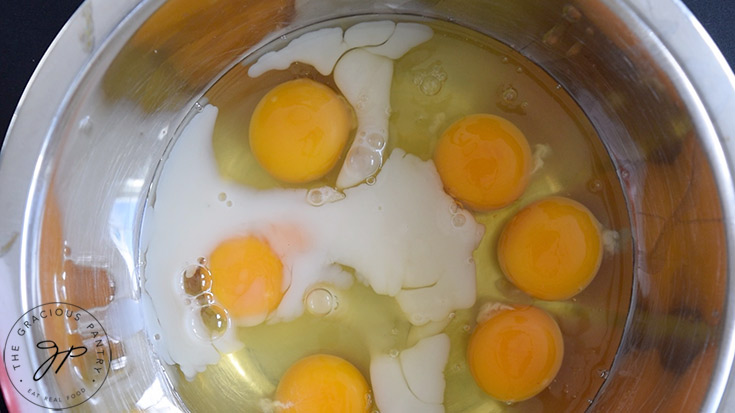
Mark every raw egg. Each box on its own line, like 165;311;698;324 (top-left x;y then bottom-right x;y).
144;104;481;378
275;354;371;413
209;236;285;322
249;78;352;183
434;114;531;210
467;305;563;402
498;196;603;300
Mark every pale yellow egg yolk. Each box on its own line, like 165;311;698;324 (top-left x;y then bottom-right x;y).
249;78;353;183
498;196;603;300
467;306;564;402
209;236;284;319
275;354;371;413
434;114;531;210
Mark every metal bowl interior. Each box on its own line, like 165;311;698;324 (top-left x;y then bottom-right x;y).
1;0;734;411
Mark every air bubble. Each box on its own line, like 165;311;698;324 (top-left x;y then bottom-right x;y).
516;66;523;73
355;95;368;111
448;312;456;320
218;192;227;202
226;200;233;207
182;264;213;296
501;56;509;63
389;349;399;358
366;133;385;149
195;292;216;306
502;86;518;102
307;186;345;206
366;176;376;186
194;102;203;112
462;324;471;332
199;304;228;340
597;369;609;379
305;287;336;316
520;101;529;111
391;327;399;335
588;179;603;193
347;146;380;177
308;189;324;205
432;65;447;81
419;77;442;96
63;244;72;258
451;214;466;228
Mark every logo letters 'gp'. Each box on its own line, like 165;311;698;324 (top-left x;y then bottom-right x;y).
3;302;111;409
33;340;88;381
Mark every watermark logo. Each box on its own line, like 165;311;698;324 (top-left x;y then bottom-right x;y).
3;302;111;409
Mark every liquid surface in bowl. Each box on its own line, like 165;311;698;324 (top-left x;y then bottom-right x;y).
142;17;632;413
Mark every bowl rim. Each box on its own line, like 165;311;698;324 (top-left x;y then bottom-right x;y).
0;0;734;411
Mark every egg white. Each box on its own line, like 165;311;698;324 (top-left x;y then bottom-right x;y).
143;100;482;379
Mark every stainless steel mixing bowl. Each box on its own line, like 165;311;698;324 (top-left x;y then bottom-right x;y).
1;0;734;411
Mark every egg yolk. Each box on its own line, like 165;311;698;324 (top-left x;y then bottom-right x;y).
498;196;603;300
209;236;284;319
467;306;564;402
249;78;353;183
433;114;531;210
275;354;371;413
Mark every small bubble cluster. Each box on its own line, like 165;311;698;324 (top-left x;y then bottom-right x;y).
306;186;345;206
181;263;229;340
449;203;468;228
497;84;529;114
413;62;448;96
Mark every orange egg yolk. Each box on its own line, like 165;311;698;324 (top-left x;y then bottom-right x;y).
498;196;603;300
434;114;531;210
208;236;284;319
275;354;371;413
467;306;564;402
249;78;353;183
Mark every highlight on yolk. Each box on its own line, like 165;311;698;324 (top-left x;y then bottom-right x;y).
498;196;603;301
249;78;353;183
275;354;371;413
209;236;284;319
433;114;531;210
467;305;564;402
